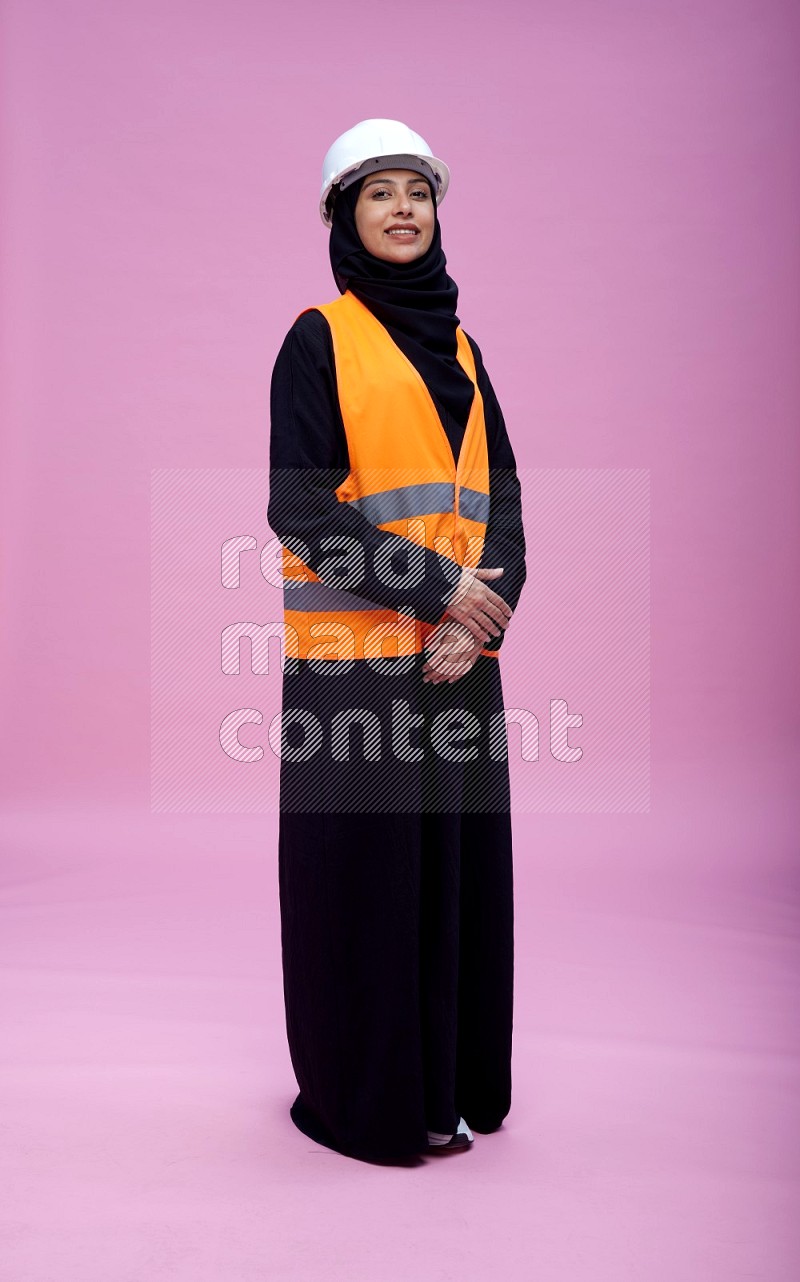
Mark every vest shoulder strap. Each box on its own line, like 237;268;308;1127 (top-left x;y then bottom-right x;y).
295;292;472;378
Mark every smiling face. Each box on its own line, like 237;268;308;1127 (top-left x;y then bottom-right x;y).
353;168;436;262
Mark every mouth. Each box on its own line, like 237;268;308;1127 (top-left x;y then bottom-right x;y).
385;226;420;238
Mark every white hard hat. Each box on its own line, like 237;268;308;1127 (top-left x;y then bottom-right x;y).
319;118;450;228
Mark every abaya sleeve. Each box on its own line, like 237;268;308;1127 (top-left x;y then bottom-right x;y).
268;309;462;625
464;334;528;654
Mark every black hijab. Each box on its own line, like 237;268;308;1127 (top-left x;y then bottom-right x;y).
328;178;475;435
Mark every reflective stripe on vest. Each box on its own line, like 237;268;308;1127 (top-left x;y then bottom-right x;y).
281;290;497;662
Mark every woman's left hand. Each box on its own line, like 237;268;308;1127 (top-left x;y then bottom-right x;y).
421;619;484;684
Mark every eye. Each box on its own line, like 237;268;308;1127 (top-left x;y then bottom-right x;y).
371;188;391;199
411;188;430;199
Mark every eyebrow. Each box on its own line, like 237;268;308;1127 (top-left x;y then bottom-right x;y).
361;176;430;190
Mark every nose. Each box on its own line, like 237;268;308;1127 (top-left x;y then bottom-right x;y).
392;190;413;215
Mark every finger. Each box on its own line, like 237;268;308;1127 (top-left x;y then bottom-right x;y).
426;635;453;655
444;648;475;673
427;622;469;650
433;648;471;676
471;609;502;637
474;567;504;578
453;611;492;641
424;651;456;669
429;656;461;678
424;650;452;675
441;619;472;641
482;587;512;615
425;635;456;656
472;602;507;632
442;633;474;655
483;603;512;629
462;619;491;643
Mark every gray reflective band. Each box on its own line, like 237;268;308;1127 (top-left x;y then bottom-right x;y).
284;582;394;613
338;154;440;194
458;488;491;522
347;481;455;525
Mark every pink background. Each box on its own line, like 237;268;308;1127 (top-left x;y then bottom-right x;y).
2;0;799;1278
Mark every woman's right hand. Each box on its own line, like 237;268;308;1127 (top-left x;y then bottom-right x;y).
443;566;513;643
422;618;484;683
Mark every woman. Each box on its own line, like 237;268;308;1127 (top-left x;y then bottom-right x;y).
268;119;527;1162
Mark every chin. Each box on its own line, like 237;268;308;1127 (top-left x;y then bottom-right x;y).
377;241;428;264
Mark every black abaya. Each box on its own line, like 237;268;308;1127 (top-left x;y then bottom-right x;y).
268;306;526;1161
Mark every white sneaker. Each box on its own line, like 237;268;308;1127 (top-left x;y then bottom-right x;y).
425;1117;474;1151
456;1117;474;1142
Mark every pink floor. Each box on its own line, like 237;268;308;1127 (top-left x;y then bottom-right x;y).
2;754;797;1280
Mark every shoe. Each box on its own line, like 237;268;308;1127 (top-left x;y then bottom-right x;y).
424;1116;474;1153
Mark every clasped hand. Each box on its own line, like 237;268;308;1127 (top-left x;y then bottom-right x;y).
421;565;513;684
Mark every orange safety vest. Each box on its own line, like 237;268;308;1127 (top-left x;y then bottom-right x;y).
281;289;498;662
